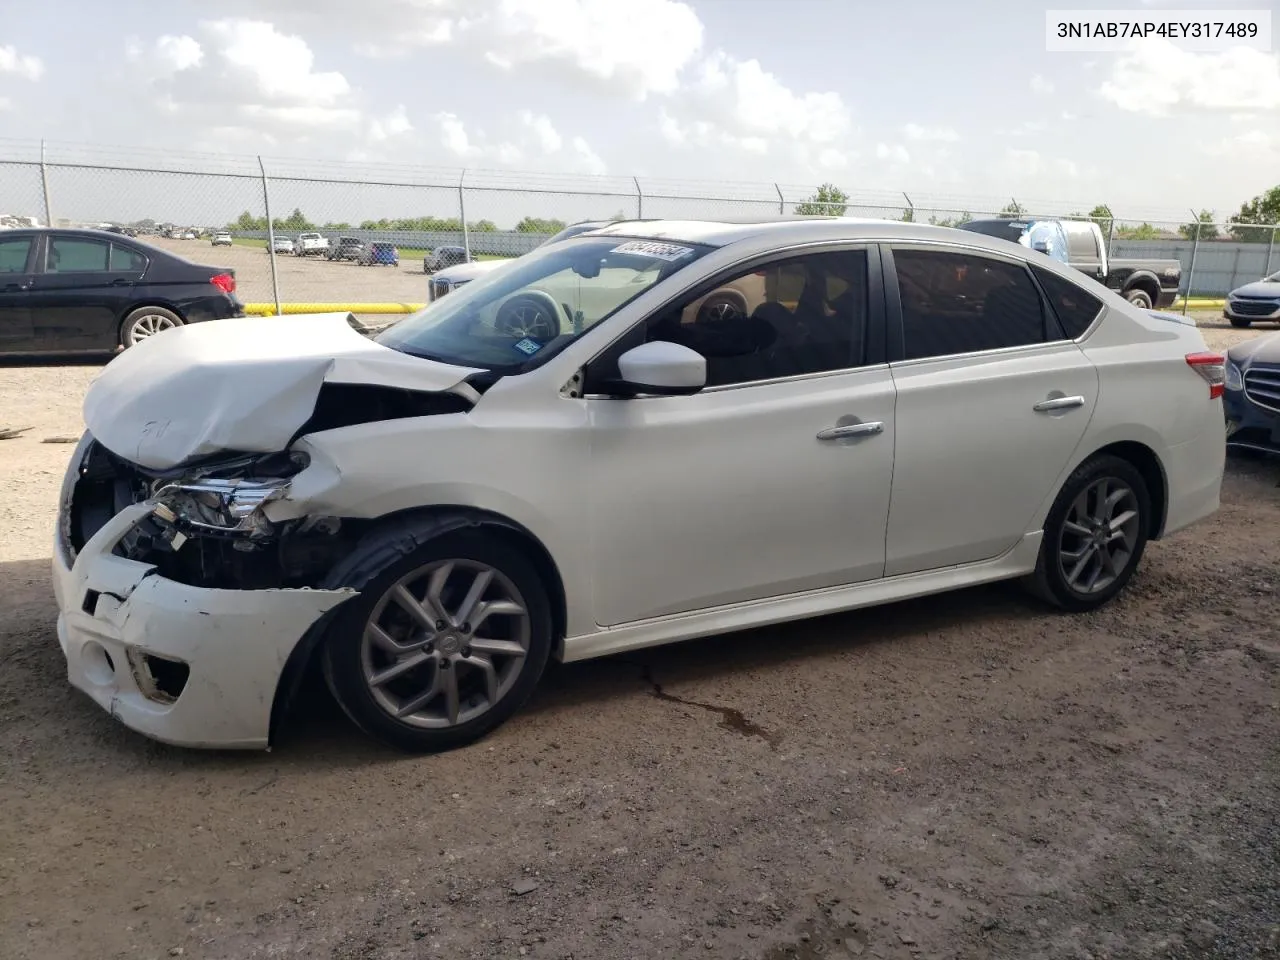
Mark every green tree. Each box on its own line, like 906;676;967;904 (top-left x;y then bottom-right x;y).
230;210;264;231
515;216;567;233
928;210;971;228
277;207;312;231
1180;210;1219;241
470;219;498;232
1227;185;1280;242
795;183;849;216
998;200;1025;217
1116;222;1162;240
900;207;914;222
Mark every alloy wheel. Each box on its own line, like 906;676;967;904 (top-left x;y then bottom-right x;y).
1057;477;1141;595
359;559;531;728
128;313;178;342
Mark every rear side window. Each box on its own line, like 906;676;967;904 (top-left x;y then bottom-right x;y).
110;244;147;272
47;237;109;272
0;237;32;273
892;249;1049;360
1033;266;1103;338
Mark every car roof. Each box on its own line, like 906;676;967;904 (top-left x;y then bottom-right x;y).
1;226;146;241
580;215;1040;255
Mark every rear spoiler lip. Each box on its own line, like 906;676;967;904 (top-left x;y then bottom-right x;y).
1146;309;1195;327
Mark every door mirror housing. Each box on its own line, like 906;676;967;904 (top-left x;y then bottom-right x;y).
606;341;706;397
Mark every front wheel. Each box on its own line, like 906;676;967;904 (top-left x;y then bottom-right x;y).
1025;454;1150;612
321;530;553;753
1124;288;1154;310
1228;316;1252;329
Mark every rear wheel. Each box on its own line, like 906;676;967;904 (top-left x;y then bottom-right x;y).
1025;454;1150;612
321;530;553;753
120;306;183;348
1124;288;1154;310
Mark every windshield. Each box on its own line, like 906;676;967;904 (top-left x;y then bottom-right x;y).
376;235;710;372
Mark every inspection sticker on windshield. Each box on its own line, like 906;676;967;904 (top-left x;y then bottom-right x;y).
610;240;695;261
513;338;543;356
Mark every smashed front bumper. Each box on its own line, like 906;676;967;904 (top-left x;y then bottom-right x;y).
52;501;355;749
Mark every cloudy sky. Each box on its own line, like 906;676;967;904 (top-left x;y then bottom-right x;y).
1;0;1278;222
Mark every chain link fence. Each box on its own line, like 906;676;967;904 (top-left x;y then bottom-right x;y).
1;138;1277;308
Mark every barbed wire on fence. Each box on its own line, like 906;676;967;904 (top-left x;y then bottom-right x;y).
0;137;1276;303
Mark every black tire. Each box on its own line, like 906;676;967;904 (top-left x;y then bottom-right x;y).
1124;288;1154;309
320;528;553;753
1228;316;1252;329
120;305;184;348
1025;454;1151;612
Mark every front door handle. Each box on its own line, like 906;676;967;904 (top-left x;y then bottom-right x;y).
1033;395;1086;412
2;281;31;292
817;421;884;441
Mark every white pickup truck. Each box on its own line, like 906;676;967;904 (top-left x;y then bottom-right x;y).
293;232;328;257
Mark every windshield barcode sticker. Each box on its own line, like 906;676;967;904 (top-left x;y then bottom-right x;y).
610;240;695;261
513;338;543;356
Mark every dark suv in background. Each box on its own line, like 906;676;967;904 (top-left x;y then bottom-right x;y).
327;236;366;261
0;228;243;355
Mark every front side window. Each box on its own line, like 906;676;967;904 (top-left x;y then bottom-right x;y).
377;236;711;372
0;237;32;273
892;248;1050;360
594;249;870;389
47;237;110;272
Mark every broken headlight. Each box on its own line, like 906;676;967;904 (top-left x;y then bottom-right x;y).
147;450;310;541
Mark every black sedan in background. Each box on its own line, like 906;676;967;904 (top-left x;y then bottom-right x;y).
1224;331;1280;455
0;228;243;356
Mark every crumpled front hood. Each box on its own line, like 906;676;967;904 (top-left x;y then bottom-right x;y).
84;312;482;470
1230;280;1280;300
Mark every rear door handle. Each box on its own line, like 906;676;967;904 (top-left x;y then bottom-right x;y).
817;421;884;441
2;282;31;292
1033;395;1086;412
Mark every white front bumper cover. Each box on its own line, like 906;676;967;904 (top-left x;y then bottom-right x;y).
53;502;356;749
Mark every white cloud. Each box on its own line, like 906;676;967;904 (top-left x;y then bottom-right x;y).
155;35;203;72
202;19;350;105
0;44;43;81
435;111;476;156
0;96;11;111
571;136;607;175
348;0;703;100
519;110;563;153
876;142;910;163
902;123;959;142
1099;39;1280;115
369;104;413;140
817;147;850;170
660;50;852;161
127;19;362;135
1030;74;1054;95
1002;148;1079;180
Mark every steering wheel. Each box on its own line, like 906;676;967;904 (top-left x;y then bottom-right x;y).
494;290;561;339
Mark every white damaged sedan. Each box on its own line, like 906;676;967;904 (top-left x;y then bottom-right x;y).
53;218;1227;752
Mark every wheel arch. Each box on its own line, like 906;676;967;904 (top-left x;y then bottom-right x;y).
1081;440;1169;540
267;504;569;746
1121;273;1161;303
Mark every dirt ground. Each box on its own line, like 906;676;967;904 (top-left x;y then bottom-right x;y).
1;319;1277;960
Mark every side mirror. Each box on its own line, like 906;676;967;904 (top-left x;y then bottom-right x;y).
608;341;706;397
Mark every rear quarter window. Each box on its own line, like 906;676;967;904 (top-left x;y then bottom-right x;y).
1033;266;1104;338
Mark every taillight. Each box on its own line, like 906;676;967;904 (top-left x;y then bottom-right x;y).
1185;352;1225;399
210;272;236;294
